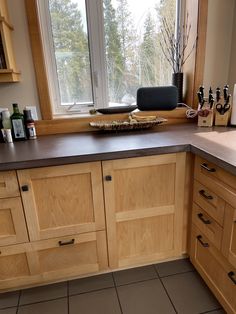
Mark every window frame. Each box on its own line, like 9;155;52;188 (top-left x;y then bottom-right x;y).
25;0;208;124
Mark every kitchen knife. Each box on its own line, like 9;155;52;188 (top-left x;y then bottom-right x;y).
216;87;220;102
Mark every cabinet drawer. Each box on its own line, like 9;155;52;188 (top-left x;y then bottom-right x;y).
193;180;225;225
0;243;41;291
195;156;236;192
192;203;222;250
31;231;108;281
190;225;236;314
0;197;28;246
0;171;19;198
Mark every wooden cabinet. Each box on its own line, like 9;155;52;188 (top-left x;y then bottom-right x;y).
0;231;107;291
0;171;28;246
17;162;105;241
222;204;236;269
190;225;236;314
190;156;236;314
0;153;189;291
0;170;20;198
0;198;28;246
103;153;187;268
0;0;20;82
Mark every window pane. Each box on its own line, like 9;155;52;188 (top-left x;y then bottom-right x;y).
48;0;93;105
103;0;176;106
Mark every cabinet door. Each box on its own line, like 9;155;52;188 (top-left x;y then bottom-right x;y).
222;204;236;269
190;225;236;314
0;171;19;198
0;197;28;246
103;153;186;269
17;162;105;241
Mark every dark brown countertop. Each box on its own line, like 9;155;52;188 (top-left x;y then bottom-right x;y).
1;124;236;175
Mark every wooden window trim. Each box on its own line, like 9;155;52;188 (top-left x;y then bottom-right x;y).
25;0;53;120
25;0;208;134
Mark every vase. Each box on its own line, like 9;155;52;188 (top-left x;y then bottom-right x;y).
172;72;183;103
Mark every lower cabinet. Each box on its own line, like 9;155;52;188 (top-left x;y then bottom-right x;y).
190;225;236;314
103;153;187;268
0;153;189;291
0;231;108;291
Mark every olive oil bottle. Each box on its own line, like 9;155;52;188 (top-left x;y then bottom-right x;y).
11;103;26;141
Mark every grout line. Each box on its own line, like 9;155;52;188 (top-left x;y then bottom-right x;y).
153;266;178;314
16;290;22;314
16;295;68;308
115;277;158;288
158;269;195;279
67;281;69;314
199;308;224;314
112;273;123;314
69;285;114;297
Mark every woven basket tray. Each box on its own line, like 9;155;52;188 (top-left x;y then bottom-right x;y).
90;117;167;131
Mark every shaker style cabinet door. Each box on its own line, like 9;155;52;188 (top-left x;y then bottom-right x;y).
103;153;186;269
17;162;105;241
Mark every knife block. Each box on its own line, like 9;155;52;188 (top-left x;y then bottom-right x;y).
214;100;231;126
197;104;214;127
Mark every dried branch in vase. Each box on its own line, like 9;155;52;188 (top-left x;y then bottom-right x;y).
160;13;198;73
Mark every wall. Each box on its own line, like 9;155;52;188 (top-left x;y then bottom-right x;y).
0;0;41;118
203;0;235;93
228;2;236;91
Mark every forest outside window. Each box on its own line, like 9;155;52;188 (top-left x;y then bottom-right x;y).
37;0;180;116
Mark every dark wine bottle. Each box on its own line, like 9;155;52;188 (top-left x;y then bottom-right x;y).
11;103;27;141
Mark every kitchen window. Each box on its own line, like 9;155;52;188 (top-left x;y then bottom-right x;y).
36;0;182;116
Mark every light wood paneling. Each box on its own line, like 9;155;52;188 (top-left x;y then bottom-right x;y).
103;153;186;269
0;171;19;199
193;180;225;225
192;203;222;250
17;162;105;241
190;225;236;314
0;197;28;246
222;204;236;269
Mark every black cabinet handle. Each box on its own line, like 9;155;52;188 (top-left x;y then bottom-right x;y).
228;271;236;285
21;185;29;192
199;189;213;200
200;163;216;173
197;235;209;247
58;239;75;246
197;213;211;225
105;175;112;181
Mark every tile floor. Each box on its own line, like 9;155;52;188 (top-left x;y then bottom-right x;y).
0;258;226;314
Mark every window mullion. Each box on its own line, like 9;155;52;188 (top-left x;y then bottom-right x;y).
86;0;108;109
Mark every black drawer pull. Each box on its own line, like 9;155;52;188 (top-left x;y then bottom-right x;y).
228;271;236;285
21;185;29;192
58;239;75;246
105;175;112;181
197;235;209;247
197;213;211;225
200;163;216;173
199;189;213;200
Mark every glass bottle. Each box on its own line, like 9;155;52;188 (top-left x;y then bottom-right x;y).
1;109;12;129
11;103;27;141
23;109;37;139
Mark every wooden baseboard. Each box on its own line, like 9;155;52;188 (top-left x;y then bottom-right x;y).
35;108;193;135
